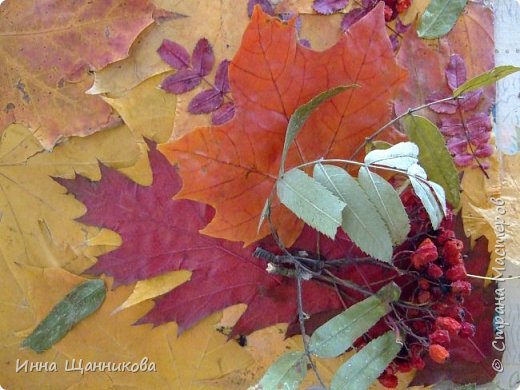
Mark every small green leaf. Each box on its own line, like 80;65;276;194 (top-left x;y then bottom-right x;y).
403;115;460;208
277;168;346;238
417;0;468;39
365;140;393;154
279;85;356;175
408;164;446;229
313;164;393;261
358;167;410;245
21;279;106;353
257;351;307;390
364;142;419;171
330;331;401;390
309;282;400;358
453;65;520;97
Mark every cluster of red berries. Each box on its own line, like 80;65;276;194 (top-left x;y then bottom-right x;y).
383;0;413;21
376;228;476;388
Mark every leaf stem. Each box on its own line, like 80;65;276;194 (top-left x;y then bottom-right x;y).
349;95;463;161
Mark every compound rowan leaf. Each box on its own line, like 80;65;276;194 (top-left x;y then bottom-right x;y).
62;145;343;336
159;4;407;246
0;0;155;148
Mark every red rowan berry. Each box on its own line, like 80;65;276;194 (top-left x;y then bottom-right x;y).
446;264;467;281
451;280;472;296
459;322;476;338
437;228;455;245
429;329;451;346
411;356;425;370
429;344;450;364
443;239;464;265
378;372;398;388
436;316;462;335
397;361;412;373
419;278;430;290
412;238;438;268
427;263;443;279
396;0;412;13
418;290;431;304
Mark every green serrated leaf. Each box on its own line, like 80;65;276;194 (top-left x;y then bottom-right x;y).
330;331;401;390
21;279;106;353
257;351;307;390
358;167;410;245
309;283;400;358
454;65;520;97
313;164;393;261
417;0;468;39
277;168;346;238
403;115;460;208
408;164;446;229
365;140;393;154
279;85;356;175
364;142;419;171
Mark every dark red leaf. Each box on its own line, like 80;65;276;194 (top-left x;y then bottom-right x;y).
211;102;235;125
341;8;368;31
247;0;274;17
312;0;349;15
157;39;191;70
192;38;214;77
445;54;467;91
160;69;202;94
61;145;343;335
188;89;223;114
214;60;231;93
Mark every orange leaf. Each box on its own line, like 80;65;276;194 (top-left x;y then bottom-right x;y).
0;0;155;148
160;4;407;246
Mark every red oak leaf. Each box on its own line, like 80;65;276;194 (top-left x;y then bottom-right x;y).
159;4;407;246
60;145;343;336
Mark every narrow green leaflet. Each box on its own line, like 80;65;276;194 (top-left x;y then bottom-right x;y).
279;85;355;175
309;283;400;358
365;140;392;154
454;65;520;97
257;351;307;390
364;142;419;171
21;279;106;353
408;164;446;229
417;0;468;39
403;115;460;208
358;167;410;244
313;164;393;261
277;168;346;238
330;331;401;390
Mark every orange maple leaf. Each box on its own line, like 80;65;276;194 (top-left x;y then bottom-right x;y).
160;4;407;246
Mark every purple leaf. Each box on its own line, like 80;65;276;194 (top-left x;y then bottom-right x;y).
427;92;458;114
447;137;468;155
211;102;235;125
299;39;311;48
454;153;474;167
188;89;224;114
390;34;399;51
440;117;463;137
247;0;274;17
460;89;483;111
192;38;215;77
475;144;494;158
160;70;202;94
341;8;368;31
446;54;467;91
362;0;378;7
214;60;231;93
312;0;348;15
395;17;410;34
157;39;191;70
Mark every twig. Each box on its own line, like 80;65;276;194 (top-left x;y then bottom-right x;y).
296;266;326;388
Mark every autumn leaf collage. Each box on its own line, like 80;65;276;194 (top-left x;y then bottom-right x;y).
2;0;520;389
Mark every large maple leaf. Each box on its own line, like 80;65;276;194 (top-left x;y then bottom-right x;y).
159;4;407;246
61;145;343;335
0;0;155;148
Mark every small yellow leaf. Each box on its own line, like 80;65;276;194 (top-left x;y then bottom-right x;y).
116;270;191;312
